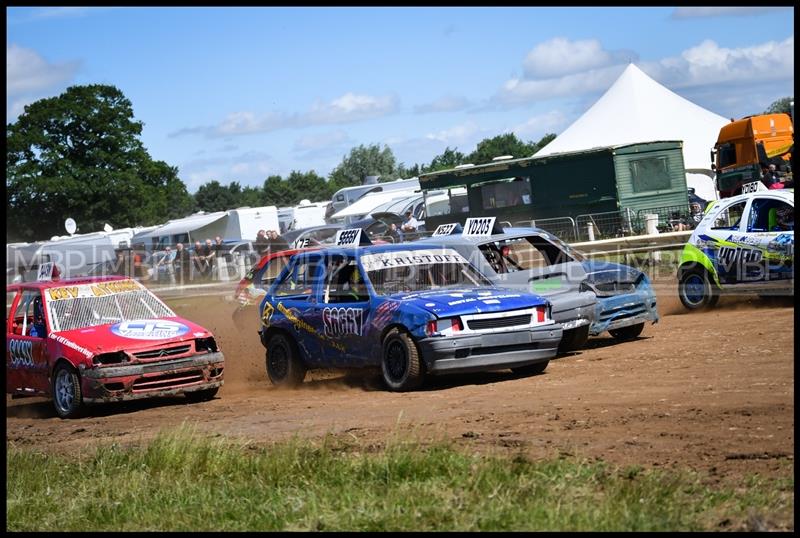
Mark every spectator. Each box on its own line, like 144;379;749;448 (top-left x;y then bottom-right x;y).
762;163;780;187
201;239;215;280
401;210;420;233
255;229;269;255
192;240;206;280
156;246;177;284
212;236;227;279
268;230;290;252
772;206;794;231
175;243;191;284
386;222;402;243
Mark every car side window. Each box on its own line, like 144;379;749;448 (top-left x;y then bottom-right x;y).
260;256;289;288
711;201;747;230
10;290;45;337
747;199;794;232
273;256;324;299
323;255;369;304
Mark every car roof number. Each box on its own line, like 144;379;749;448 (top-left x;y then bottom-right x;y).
463;217;496;237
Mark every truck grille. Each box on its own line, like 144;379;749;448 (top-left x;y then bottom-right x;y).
467;313;531;330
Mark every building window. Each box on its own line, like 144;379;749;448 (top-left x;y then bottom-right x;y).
473;176;532;210
630;157;671;193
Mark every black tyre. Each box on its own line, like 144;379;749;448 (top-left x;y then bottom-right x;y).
184;386;219;403
558;324;590;352
678;269;719;310
511;360;549;376
381;328;424;391
52;363;83;419
609;322;645;341
266;333;306;387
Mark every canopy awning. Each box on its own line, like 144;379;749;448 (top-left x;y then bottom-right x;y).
132;212;227;242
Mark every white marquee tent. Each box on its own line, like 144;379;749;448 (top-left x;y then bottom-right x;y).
534;63;729;201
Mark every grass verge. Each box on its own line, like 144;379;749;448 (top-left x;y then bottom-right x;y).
6;427;793;531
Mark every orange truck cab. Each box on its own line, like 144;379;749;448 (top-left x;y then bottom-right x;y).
713;113;793;198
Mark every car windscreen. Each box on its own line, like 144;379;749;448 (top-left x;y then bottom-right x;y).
360;248;491;296
45;280;175;332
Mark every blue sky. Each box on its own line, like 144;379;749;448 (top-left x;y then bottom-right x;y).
7;6;794;193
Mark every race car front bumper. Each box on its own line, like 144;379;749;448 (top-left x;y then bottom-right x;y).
80;352;225;403
419;324;563;375
589;290;659;336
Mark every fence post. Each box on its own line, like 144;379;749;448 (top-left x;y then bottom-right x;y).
587;222;595;242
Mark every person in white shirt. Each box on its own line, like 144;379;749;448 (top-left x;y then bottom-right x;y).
401;210;420;233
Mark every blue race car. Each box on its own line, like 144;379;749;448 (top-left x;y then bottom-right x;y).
258;235;563;391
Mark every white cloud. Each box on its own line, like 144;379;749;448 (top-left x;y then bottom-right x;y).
496;64;626;106
523;37;631;78
509;110;569;140
640;36;794;89
6;44;79;97
6;44;81;119
414;95;470;114
171;92;398;139
179;151;279;192
306;92;398;124
493;35;793;108
425;121;482;145
293;130;352;152
671;7;790;19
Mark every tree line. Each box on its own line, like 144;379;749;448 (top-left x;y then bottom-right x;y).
6;84;792;242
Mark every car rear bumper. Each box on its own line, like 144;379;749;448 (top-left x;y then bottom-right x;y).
80;352;225;403
419;324;562;375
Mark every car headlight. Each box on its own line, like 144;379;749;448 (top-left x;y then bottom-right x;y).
93;351;128;365
195;337;219;353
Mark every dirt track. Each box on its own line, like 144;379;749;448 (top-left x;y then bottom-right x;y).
6;281;794;484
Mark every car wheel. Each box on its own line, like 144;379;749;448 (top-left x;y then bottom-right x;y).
184;387;219;403
511;360;549;376
558;325;589;352
266;333;306;387
52;363;83;419
608;322;645;341
678;269;718;310
381;328;424;391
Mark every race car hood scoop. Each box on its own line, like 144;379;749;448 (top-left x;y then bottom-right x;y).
389;287;544;317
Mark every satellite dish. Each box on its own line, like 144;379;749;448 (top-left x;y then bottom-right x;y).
103;223;113;233
65;218;77;235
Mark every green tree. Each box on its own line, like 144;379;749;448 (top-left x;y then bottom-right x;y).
465;133;538;165
286;170;330;203
239;185;263;208
194;180;243;212
427;146;466;172
262;175;296;207
328;144;398;192
6;84;193;241
763;96;794;115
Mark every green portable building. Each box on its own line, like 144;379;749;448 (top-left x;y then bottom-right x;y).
420;140;688;234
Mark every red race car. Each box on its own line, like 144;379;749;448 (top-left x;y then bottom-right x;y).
232;248;312;327
6;276;225;418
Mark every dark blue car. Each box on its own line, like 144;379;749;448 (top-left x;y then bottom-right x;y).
258;242;563;391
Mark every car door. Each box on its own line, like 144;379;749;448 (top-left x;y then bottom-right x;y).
318;253;371;366
268;253;327;366
701;198;755;286
6;289;50;395
736;195;794;289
